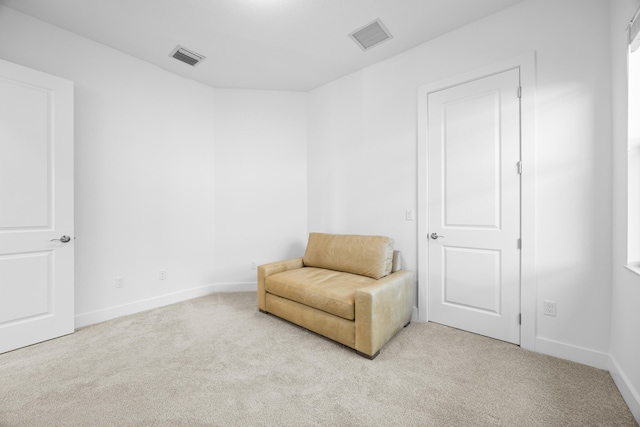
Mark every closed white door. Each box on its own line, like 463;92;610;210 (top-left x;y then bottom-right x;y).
0;59;74;353
427;68;521;344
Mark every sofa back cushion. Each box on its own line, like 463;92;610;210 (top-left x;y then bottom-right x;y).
302;233;394;279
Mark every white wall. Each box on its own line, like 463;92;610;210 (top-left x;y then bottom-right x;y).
307;69;418;271
213;89;308;284
0;6;216;323
0;6;308;325
308;0;613;365
610;0;640;421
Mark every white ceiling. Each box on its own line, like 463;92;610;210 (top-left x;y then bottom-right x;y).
0;0;527;91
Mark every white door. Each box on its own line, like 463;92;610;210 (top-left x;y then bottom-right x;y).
0;59;74;353
427;68;521;344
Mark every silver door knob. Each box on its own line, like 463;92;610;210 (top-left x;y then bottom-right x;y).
51;235;71;243
430;233;444;240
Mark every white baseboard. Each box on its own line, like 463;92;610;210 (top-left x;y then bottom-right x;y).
609;356;640;424
75;282;257;328
208;282;257;293
534;337;610;370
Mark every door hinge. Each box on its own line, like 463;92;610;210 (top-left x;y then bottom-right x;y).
518;313;522;325
517;86;522;98
517;161;523;174
517;238;521;249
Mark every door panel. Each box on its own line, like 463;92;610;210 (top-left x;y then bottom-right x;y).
428;68;520;344
443;246;501;313
0;78;50;228
443;91;501;229
0;59;74;353
0;252;51;323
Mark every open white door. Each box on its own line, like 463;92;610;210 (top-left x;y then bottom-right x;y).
0;59;74;353
426;68;521;344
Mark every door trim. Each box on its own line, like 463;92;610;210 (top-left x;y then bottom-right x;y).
417;53;537;351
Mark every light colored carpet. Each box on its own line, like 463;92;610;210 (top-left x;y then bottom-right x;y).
0;292;636;427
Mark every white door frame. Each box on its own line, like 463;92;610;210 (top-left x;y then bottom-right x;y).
417;53;537;351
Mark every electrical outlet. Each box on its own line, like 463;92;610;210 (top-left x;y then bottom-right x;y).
116;276;124;288
543;300;556;317
159;270;167;280
251;261;257;270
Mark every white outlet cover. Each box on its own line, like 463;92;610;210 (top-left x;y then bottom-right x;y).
543;300;556;316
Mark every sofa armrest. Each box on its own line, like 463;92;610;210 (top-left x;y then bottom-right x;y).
354;270;414;357
257;258;304;311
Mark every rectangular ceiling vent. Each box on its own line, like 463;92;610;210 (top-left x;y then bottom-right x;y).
170;45;206;67
349;18;393;51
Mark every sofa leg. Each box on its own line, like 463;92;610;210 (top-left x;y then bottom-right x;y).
404;321;411;328
356;350;380;360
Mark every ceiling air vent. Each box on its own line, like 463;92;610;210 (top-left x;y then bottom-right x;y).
170;45;206;67
349;18;393;51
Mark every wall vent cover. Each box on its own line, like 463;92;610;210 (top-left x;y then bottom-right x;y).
349;18;393;51
170;45;206;67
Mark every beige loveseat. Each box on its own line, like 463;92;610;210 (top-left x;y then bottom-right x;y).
257;233;414;359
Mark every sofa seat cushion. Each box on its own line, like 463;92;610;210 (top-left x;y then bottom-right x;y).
264;267;375;320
